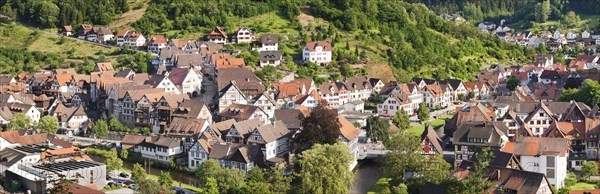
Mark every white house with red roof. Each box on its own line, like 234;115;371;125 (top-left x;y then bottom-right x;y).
116;30;146;47
233;27;254;43
302;41;332;64
148;35;168;54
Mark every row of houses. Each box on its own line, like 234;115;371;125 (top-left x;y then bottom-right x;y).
120;107;360;171
482;21;600;52
376;78;491;116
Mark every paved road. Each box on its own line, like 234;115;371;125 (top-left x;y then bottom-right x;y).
105;188;134;194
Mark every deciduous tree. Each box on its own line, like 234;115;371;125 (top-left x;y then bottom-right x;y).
119;148;128;160
158;171;174;188
292;102;341;153
131;163;147;183
37;115;59;134
294;143;354;194
7;113;31;131
366;116;390;142
417;102;430;124
506;76;520;91
392;108;410;130
563;11;581;28
91;119;109;138
581;161;598;181
202;177;219;194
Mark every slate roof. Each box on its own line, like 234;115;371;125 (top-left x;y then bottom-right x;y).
0;148;27;168
229;118;263;138
453;121;508;147
344;76;372;90
259;51;282;61
115;69;134;78
539;70;561;80
274;109;304;129
260;34;278;44
250;121;290;143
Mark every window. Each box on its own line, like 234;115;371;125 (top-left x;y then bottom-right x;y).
546;169;555;178
547;156;555;167
539;113;543;117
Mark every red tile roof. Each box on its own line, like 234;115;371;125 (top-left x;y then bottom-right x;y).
150;35;167;45
304;41;332;52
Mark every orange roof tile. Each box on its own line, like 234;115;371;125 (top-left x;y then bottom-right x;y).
338;115;359;140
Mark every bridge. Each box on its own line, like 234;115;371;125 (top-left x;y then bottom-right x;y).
357;142;389;160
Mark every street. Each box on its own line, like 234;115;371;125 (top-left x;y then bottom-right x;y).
200;73;217;106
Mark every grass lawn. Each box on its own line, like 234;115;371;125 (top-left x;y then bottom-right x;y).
408;115;452;136
568;182;597;190
367;178;392;194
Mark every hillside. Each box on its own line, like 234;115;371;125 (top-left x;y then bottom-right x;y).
1;0;532;82
0;23;115;61
407;0;600;32
0;22;154;75
130;0;529;82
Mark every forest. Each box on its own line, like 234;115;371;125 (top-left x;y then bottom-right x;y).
0;0;129;28
304;0;529;80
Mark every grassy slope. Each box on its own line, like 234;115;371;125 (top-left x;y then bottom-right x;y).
0;23;117;63
109;0;149;30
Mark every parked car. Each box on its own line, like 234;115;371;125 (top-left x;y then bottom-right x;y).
119;172;130;179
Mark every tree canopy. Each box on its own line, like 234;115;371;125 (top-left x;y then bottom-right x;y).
366;116;390;142
506;76;520;91
293;143;354;194
417;102;430;124
292;102;341;154
559;79;600;106
37;115;59;134
392;108;410;130
7;113;31;131
91;119;109;138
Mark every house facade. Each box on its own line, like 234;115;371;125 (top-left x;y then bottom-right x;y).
302;41;332;64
